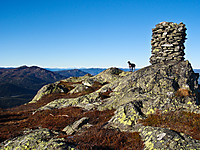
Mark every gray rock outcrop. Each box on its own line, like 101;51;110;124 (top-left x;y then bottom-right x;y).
139;126;200;149
0;128;78;150
62;117;89;135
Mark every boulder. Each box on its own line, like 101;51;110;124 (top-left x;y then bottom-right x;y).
139;126;200;149
0;128;78;150
30;81;73;103
62;117;89;135
106;101;144;131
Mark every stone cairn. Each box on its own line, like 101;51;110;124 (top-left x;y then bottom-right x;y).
150;22;187;64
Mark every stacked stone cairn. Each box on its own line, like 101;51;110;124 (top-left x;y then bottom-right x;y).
150;22;187;64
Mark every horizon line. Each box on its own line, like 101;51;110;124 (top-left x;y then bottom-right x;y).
1;65;200;70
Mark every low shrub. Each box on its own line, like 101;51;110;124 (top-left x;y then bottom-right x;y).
0;106;144;149
175;88;191;97
99;90;112;100
0;80;144;149
67;126;143;150
139;110;200;140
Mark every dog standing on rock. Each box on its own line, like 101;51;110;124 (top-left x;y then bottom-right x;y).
128;61;136;72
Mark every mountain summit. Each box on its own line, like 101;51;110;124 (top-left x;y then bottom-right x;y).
0;66;65;108
1;22;200;149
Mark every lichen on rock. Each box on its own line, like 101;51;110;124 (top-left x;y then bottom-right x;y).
139;126;200;150
62;117;89;135
106;101;144;131
0;128;78;150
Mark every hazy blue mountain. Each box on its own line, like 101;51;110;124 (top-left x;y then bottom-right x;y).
55;69;89;78
45;68;72;72
80;68;140;75
47;68;106;75
47;68;139;75
79;68;107;75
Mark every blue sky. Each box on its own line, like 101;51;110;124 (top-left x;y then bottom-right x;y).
0;0;200;68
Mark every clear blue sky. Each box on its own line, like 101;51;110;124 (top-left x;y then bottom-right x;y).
1;0;200;68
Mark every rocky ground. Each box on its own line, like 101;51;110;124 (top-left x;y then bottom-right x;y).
1;60;200;149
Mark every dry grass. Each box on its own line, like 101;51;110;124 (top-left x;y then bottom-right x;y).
175;88;191;97
0;106;144;149
57;81;77;92
66;126;143;150
58;81;82;86
0;81;104;142
0;80;144;149
58;109;143;150
0;107;107;142
139;110;200;140
99;90;112;100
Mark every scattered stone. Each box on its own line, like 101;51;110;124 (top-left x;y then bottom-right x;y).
157;132;166;140
62;117;89;135
69;84;89;94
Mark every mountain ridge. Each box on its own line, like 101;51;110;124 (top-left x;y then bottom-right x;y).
55;69;89;78
0;66;89;108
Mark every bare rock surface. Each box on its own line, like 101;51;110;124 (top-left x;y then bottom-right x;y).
139;126;200;150
0;128;78;150
62;117;89;135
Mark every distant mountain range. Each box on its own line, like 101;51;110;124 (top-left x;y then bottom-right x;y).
46;68;107;75
0;66;89;108
47;68;132;75
55;69;89;78
0;65;65;91
1;66;200;108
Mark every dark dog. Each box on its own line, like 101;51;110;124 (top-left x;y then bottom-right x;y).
128;61;136;72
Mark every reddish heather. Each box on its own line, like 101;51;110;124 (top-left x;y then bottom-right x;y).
65;126;143;150
139;110;200;140
175;88;192;97
0;81;144;149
